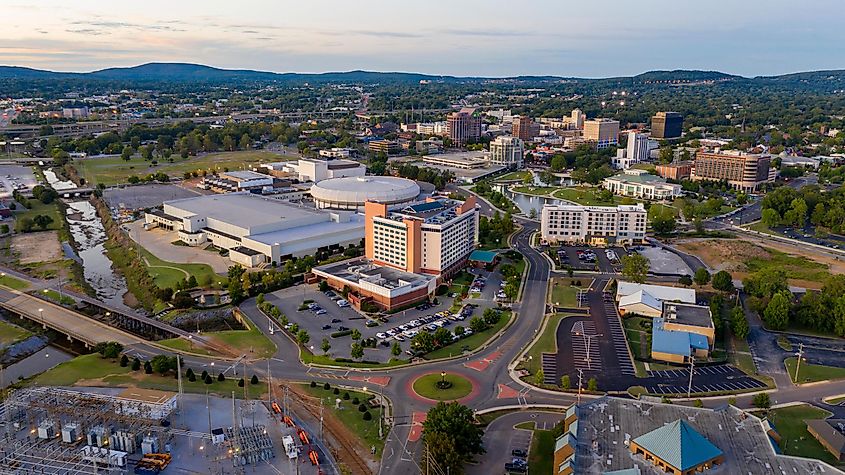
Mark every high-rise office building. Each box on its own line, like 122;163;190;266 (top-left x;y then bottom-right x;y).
512;116;539;142
446;107;481;145
571;109;585;129
691;150;773;192
583;118;620;149
626;132;651;163
651;112;683;139
489;136;525;168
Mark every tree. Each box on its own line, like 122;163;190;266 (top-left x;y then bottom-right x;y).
731;306;749;339
351;342;364;360
469;316;487;333
650;212;677;236
411;331;435;353
144;361;153;374
621;254;649;283
535;369;545;385
33;214;53;230
94;341;124;359
251;374;259;385
693;268;711;286
560;375;571;390
131;357;141;371
238;378;245;388
121;145;133;161
678;275;693;287
422;402;485;471
761;208;781;228
119;354;129;367
752;393;771;409
763;291;791;330
743;268;788;298
218;372;226;382
297;329;310;345
587;377;598;391
391;341;402;357
150;355;176;375
423;431;465;475
433;327;453;347
321;338;331;355
712;271;734;293
17;217;33;233
351;328;362;341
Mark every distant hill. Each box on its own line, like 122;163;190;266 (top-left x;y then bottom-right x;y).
0;62;843;87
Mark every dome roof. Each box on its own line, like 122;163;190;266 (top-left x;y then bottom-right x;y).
310;176;421;206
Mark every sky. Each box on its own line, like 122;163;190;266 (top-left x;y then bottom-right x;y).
2;0;844;78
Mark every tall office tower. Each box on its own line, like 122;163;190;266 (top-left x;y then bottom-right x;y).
446;107;481;145
651;112;683;139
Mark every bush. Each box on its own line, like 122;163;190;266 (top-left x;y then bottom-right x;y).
217;373;225;382
362;411;372;421
323;382;331;390
188;373;196;382
119;354;129;367
333;388;340;395
201;370;209;380
352;397;360;405
310;381;317;388
204;374;213;384
358;403;367;412
251;374;259;385
131;358;141;371
144;361;153;374
330;330;353;338
343;392;350;400
238;378;245;387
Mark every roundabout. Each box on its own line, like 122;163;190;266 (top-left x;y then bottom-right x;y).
411;372;475;401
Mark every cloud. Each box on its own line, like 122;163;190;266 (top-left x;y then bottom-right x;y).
69;19;187;33
66;28;110;36
438;28;528;38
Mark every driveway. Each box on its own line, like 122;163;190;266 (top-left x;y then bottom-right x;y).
125;219;231;273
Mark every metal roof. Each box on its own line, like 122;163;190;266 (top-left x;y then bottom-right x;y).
633;419;722;471
469;250;498;263
651;318;709;356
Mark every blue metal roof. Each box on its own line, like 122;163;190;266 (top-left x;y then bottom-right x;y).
651;318;708;356
469;250;498;263
405;201;445;213
633;419;722;471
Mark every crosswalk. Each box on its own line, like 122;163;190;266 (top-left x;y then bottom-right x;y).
541;353;559;384
570;321;602;372
602;294;637;375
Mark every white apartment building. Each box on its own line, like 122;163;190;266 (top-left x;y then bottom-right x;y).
415;122;448;136
318;148;352;159
541;203;647;246
489;136;525;168
603;169;683;200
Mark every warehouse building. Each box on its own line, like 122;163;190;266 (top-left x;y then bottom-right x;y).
145;193;364;267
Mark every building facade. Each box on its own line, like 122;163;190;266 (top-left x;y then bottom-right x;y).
656;161;693;181
489;136;525;168
691;151;773;192
603;169;683;200
541;203;647;246
626;132;652;163
365;197;479;277
446;107;481;145
651;111;683;139
583;118;620;149
512;116;539;142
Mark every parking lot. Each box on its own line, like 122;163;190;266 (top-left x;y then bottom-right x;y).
266;268;500;362
551;245;623;273
644;365;767;395
0;164;37;200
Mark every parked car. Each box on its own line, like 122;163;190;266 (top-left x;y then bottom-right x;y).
315;309;327;315
337;299;350;307
511;449;527;458
365;320;379;327
321;324;332;330
376;332;388;339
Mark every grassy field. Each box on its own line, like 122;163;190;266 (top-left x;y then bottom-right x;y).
299;383;385;457
512;186;557;196
412;373;473;400
140;247;225;289
14;200;63;232
520;313;575;375
37;289;76;306
552;187;626;205
32;353;262;397
550;279;579;307
0;274;30;290
527;428;555;475
648;203;680;218
76;151;297;186
623;316;652;360
746;248;829;282
766;404;836;464
497;170;532;181
157;337;218;356
424;311;511;360
301;352;409;368
0;320;31;346
447;270;475;295
206;317;277;359
785;357;845;383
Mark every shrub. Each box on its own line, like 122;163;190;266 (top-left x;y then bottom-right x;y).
343;392;350;400
119;354;129;367
251;375;259;385
201;370;209;380
217;373;225;382
188;373;196;382
204;375;213;384
333;388;340;395
352;397;360;405
362;411;372;421
358;404;367;412
330;330;353;338
310;381;317;388
238;378;245;387
131;358;141;371
323;382;331;390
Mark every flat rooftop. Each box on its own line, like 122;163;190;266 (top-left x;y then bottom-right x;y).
247;214;365;251
574;397;837;474
662;302;713;328
165;193;323;230
117;387;176;404
220;170;271;181
314;257;435;290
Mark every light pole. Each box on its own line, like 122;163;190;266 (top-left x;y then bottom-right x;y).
440;371;446;385
38;308;44;328
687;356;695;398
794;343;804;384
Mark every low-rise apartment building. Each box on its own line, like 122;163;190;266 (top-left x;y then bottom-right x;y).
541;203;647;246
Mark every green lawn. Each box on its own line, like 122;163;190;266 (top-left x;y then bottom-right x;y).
746;248;829;282
552;187;626;206
157;337;217;356
447;270;475;295
0;320;31;346
785;357;845;383
37;289;76;306
32;353;262;398
207;317;277;358
512;186;558;196
140;247;225;289
550;279;579;307
14;200;63;232
520;313;576;375
299;383;385;457
777;336;792;352
766;404;837;464
412;373;473;400
0;274;30;290
76;151;297;186
496;171;532;182
747;221;778;235
424;311;511;360
301;352;409;368
648;203;679;218
527;429;556;475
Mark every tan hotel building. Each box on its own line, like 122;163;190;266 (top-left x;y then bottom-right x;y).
691;150;773;192
365;196;479;278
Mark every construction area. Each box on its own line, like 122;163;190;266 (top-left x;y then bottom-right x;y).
0;385;340;475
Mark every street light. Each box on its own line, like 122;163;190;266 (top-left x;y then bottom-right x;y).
38;308;44;327
440;371;447;385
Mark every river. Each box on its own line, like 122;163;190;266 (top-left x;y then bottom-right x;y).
65;200;133;312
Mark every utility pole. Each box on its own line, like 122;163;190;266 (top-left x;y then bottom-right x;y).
319;399;324;440
577;369;583;404
794;343;804;384
687;356;695;398
176;355;183;414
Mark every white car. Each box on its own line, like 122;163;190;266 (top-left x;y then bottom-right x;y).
376;332;388;339
336;299;350;307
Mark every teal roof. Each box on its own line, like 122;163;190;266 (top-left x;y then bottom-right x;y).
633;419;722;471
469;250;498;263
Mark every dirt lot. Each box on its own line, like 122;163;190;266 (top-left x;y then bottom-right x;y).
675;236;840;289
11;231;62;264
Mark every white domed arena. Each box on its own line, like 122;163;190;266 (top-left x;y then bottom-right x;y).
309;176;421;210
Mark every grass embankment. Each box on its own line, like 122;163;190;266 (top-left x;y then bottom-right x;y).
765;404;837;465
299;383;385;457
785;357;845;384
31;353;260;397
75;151;297;186
412;373;473;401
0;320;31;346
552;187;628;206
519;313;576;376
37;289;76;306
424;311;512;360
622;316;652;377
157;337;218;356
527;429;555;475
0;274;30;290
140;248;224;290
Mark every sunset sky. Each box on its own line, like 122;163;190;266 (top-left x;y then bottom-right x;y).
3;0;843;77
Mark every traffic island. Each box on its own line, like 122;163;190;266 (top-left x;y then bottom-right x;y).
412;372;473;401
